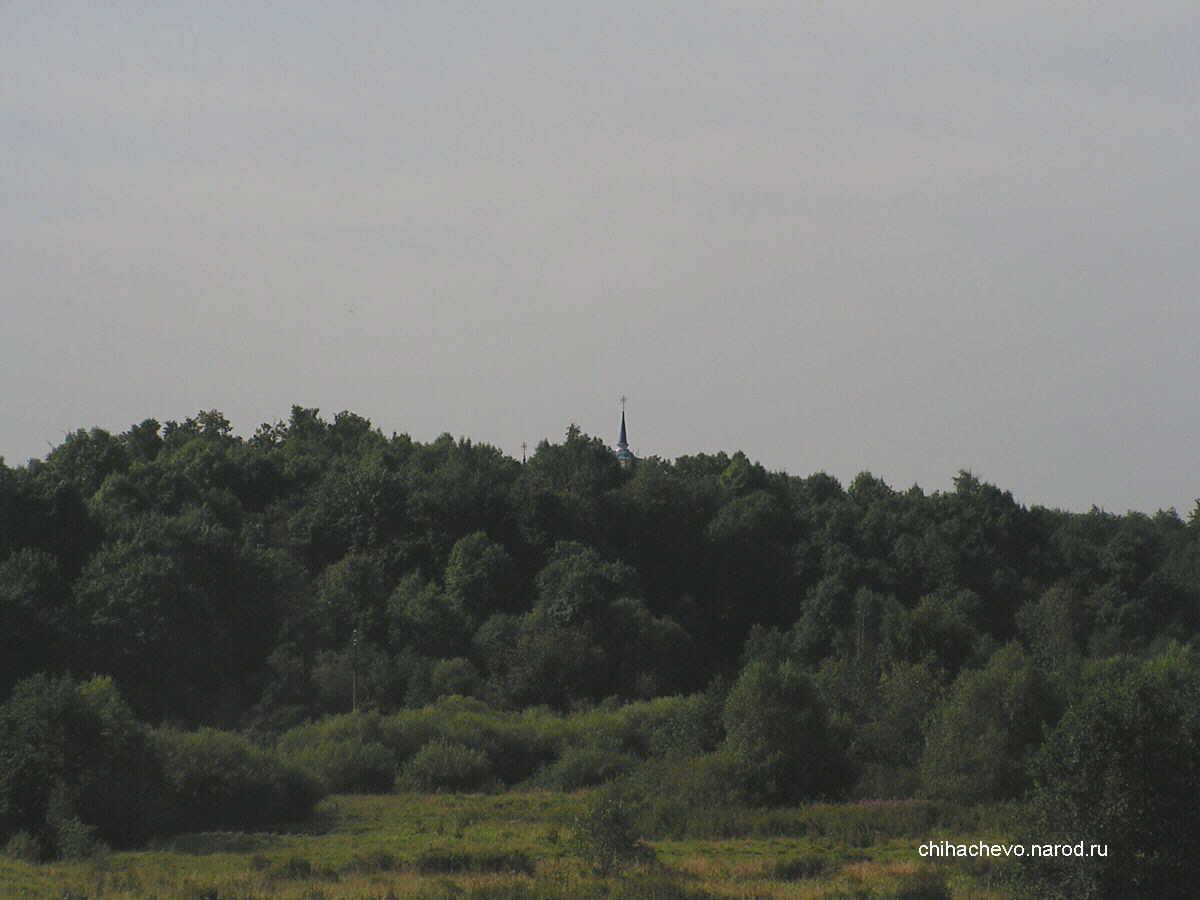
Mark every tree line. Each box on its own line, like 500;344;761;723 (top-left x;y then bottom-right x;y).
3;406;1196;727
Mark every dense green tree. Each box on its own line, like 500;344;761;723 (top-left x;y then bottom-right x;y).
502;624;608;709
722;659;846;803
533;541;638;629
0;674;162;852
388;572;472;660
1025;645;1200;898
444;531;516;619
919;643;1057;803
314;551;392;647
0;549;71;692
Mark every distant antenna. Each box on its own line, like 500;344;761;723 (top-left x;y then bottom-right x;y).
521;441;527;464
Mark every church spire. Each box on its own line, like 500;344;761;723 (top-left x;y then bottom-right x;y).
615;396;635;467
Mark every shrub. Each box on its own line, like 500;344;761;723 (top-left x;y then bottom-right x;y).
54;817;104;860
399;739;494;792
280;737;396;793
376;697;560;785
279;856;312;878
535;746;637;790
3;830;47;862
153;727;324;833
613;751;742;838
569;793;655;876
646;691;725;758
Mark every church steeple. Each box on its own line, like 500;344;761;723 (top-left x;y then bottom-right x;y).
615;396;635;467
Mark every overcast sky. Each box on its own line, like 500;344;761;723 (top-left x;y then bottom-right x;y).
3;2;1198;513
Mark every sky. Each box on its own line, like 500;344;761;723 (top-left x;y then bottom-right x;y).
3;1;1198;514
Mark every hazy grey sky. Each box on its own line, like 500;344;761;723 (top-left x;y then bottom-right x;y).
4;2;1198;513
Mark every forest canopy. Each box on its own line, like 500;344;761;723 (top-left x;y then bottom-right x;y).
3;406;1196;728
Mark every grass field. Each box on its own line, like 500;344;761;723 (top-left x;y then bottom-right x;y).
0;792;1022;899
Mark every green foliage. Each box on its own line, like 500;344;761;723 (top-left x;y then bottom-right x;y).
430;656;483;699
534;542;638;629
444;531;515;619
569;794;655;875
0;548;71;693
502;624;608;709
279;735;397;794
390;573;473;660
919;644;1057;804
400;739;496;793
53;816;103;860
152;727;323;833
722;659;848;804
609;750;747;838
314;551;391;647
0;674;162;854
1022;643;1200;898
534;746;637;790
853;660;944;798
3;830;48;863
310;641;402;715
646;688;725;758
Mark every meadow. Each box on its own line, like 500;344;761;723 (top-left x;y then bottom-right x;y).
0;791;1021;899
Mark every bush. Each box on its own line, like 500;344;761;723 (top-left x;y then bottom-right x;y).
375;698;560;785
153;727;324;833
615;752;742;838
535;746;636;790
569;793;655;875
279;738;396;793
54;817;104;860
274;855;313;879
3;830;48;862
399;739;495;792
